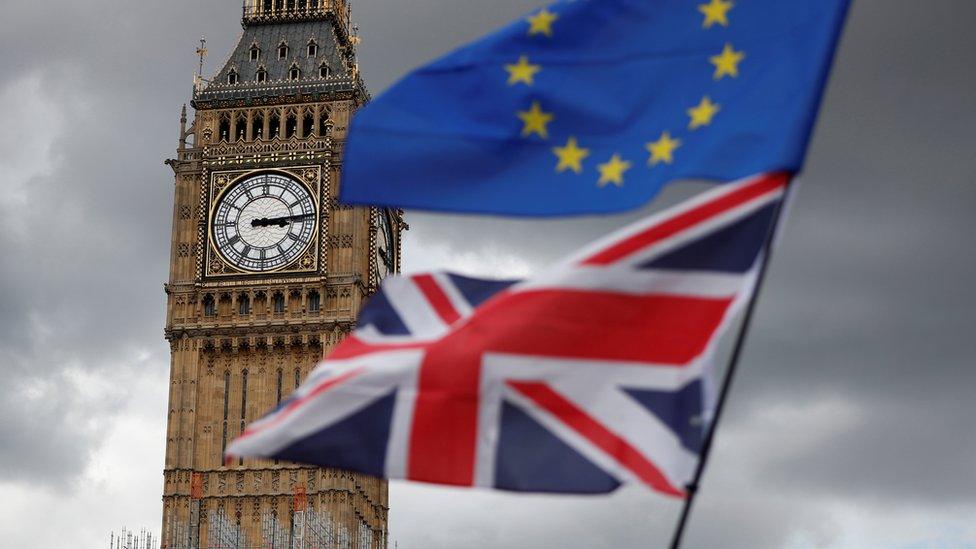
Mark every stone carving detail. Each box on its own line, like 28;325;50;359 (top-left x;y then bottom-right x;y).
298;250;316;270
328;234;353;248
326;197;353;210
209;257;226;275
206;137;329;158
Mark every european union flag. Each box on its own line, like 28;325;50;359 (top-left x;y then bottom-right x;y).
341;0;850;216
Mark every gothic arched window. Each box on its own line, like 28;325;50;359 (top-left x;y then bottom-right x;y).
285;113;298;138
252;113;264;139
238;294;251;315
227;70;239;85
278;43;289;59
256;67;268;83
276;368;284;405
289;65;301;81
221;371;231;457
307;40;318;58
236;113;247;140
272;292;285;314
203;295;216;317
240;368;249;466
218;117;231;142
308;291;321;313
250;45;261;62
241;370;247;433
319;63;330;79
269;112;281;138
240;370;249;421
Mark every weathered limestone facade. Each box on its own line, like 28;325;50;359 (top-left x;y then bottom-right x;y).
161;2;401;547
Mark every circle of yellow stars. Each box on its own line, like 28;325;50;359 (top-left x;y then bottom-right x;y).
509;2;745;188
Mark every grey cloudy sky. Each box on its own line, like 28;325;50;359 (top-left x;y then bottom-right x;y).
0;0;974;547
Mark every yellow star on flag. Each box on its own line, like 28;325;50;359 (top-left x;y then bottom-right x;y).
552;137;590;174
518;101;555;139
687;96;721;129
646;132;682;166
698;0;734;29
505;56;542;86
710;43;745;80
527;8;559;37
597;154;632;187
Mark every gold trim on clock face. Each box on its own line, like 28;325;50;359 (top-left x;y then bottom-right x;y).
211;172;318;273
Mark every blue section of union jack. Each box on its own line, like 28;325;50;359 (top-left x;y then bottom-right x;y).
227;172;790;496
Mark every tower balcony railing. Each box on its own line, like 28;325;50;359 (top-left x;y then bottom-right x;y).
242;0;349;31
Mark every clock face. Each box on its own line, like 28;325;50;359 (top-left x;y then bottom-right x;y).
375;209;397;281
211;173;317;273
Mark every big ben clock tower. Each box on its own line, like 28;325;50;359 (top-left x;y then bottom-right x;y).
162;1;399;547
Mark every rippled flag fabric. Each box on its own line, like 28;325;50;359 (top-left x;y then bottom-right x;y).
340;0;849;216
227;173;789;496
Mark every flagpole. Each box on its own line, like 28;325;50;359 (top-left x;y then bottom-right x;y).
668;179;794;549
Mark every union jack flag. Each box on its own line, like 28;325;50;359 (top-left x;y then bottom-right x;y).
227;172;790;497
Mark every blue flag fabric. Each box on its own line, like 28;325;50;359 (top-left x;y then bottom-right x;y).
341;0;849;216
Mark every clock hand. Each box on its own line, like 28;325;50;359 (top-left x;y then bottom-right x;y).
250;213;314;228
260;214;312;227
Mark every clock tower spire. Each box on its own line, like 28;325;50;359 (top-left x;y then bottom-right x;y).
161;1;398;547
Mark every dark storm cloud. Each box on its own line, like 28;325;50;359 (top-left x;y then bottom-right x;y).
0;0;232;486
0;0;973;546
